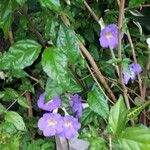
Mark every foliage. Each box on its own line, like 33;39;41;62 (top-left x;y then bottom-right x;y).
0;0;150;149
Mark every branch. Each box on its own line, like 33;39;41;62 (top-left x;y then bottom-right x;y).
118;0;131;110
61;13;117;102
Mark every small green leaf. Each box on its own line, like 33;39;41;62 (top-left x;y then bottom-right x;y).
87;85;109;119
129;0;145;8
57;25;80;64
89;137;107;150
109;95;127;136
1;88;19;101
5;111;26;131
40;0;61;12
0;39;42;70
0;103;6;114
17;96;29;109
127;101;150;121
118;127;150;150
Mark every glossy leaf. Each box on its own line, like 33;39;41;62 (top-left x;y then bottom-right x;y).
57;25;80;64
5;111;26;131
40;0;61;12
109;95;127;136
0;0;16;38
45;78;63;100
87;85;109;119
118;127;150;150
42;47;68;81
0;40;42;70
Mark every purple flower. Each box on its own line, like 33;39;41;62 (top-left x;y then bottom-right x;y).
70;94;83;119
38;113;63;137
123;63;142;85
59;116;81;139
37;93;61;111
99;24;119;49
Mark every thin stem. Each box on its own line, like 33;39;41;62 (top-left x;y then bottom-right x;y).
110;48;120;77
24;91;33;118
84;0;100;25
109;135;112;150
127;30;143;97
80;51;114;104
8;27;14;44
67;139;70;150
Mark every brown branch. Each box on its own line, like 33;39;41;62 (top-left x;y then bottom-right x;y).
24;91;33;118
80;51;114;104
61;13;116;102
84;0;100;25
118;0;131;111
79;42;116;102
8;27;14;44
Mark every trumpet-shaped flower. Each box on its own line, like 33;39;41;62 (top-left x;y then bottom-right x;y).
59;116;81;139
38;113;63;137
99;24;119;49
37;93;61;111
123;63;142;85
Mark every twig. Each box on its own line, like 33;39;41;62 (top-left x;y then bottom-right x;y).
61;14;117;102
24;91;33;118
110;48;120;77
80;51;114;104
8;27;14;44
127;30;143;97
84;1;101;25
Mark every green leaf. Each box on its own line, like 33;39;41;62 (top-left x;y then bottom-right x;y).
0;39;42;70
42;47;68;81
40;0;61;12
45;78;63;100
109;95;127;136
5;111;26;131
129;0;145;8
0;103;6;114
42;47;81;100
20;78;35;94
87;85;109;119
118;127;150;150
0;88;19;101
0;0;17;38
17;96;29;109
15;0;27;5
127;101;150;121
89;137;107;150
57;25;80;64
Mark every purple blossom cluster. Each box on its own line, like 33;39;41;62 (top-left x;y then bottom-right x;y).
37;93;83;139
38;113;81;139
